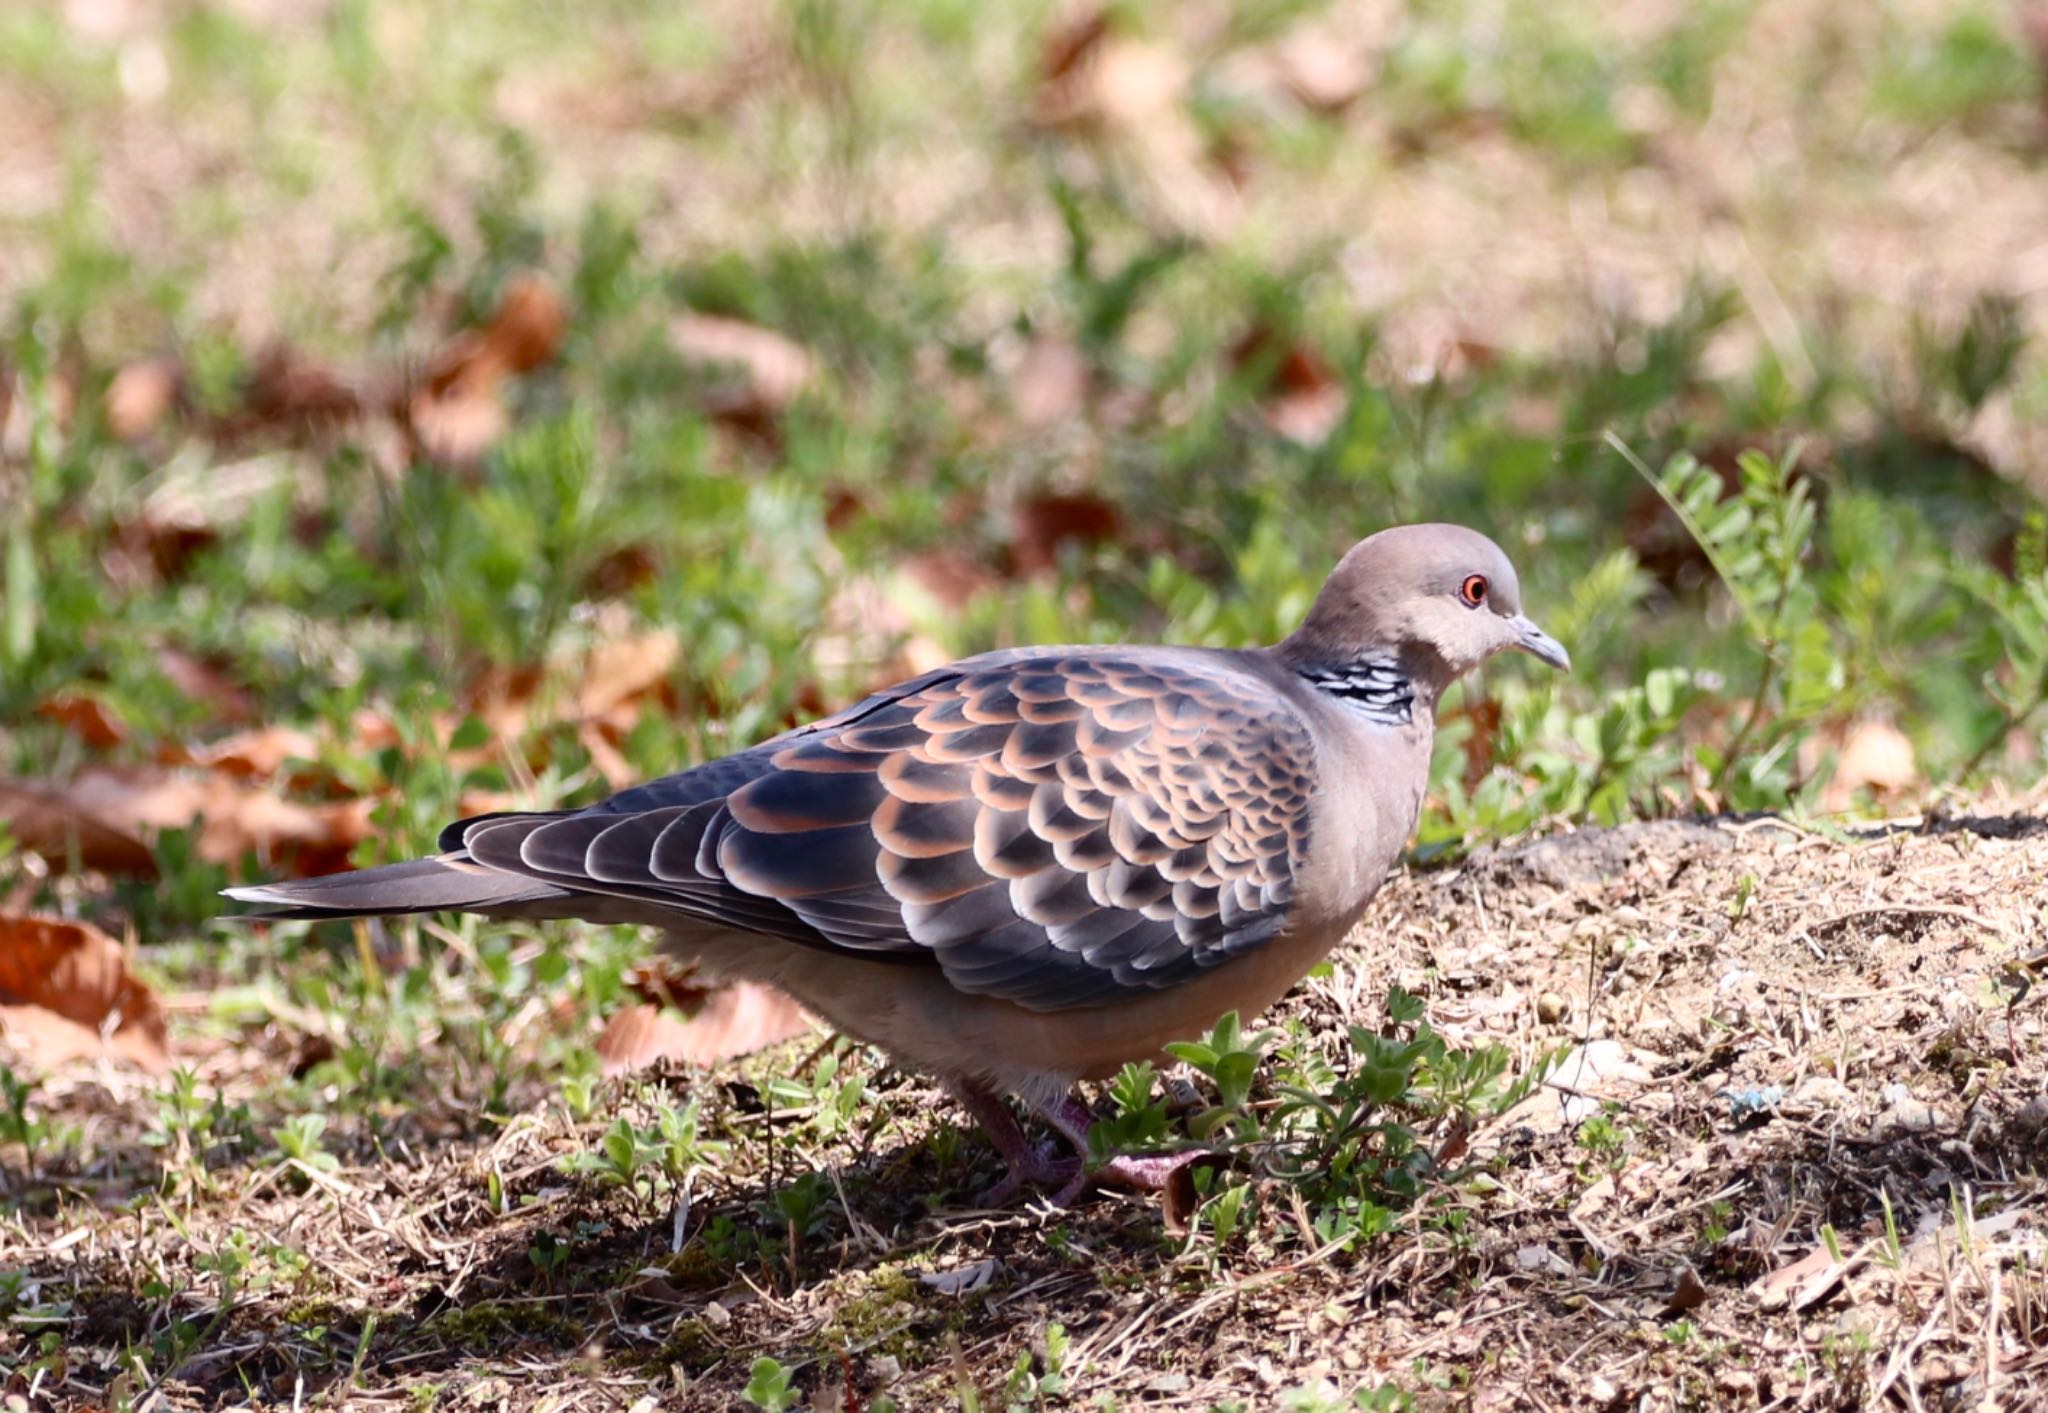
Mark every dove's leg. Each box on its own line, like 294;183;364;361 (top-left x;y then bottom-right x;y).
946;1081;1079;1206
1038;1093;1206;1206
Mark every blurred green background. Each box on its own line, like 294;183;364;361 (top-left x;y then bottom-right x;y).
5;0;2048;914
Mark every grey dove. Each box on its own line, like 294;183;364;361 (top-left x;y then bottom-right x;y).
227;523;1568;1204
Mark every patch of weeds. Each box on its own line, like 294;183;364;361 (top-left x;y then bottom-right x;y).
422;1298;582;1348
558;1098;726;1212
0;1066;80;1180
1263;989;1562;1251
1575;1106;1632;1172
146;1067;258;1190
743;1355;799;1412
269;1112;340;1185
1002;1321;1069;1409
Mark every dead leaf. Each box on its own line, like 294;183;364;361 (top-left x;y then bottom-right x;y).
622;959;718;1014
900;549;1001;611
1513;1245;1575;1277
813;576;950;696
0;914;169;1072
670;313;814;424
46;768;369;877
410;272;567;462
1752;1243;1853;1312
104;357;181;441
241;342;371;431
1818;718;1918;812
1233;327;1345;444
38;692;129;749
120;451;297;581
157;647;255;726
1029;17;1233;234
578;631;680;721
407;388;506;464
1011;335;1088;427
593;982;810;1075
1665;1263;1709;1313
0;779;159;877
1009;491;1123;577
1267;29;1373;114
161;724;323;780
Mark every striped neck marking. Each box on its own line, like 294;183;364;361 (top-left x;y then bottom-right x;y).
1299;656;1413;725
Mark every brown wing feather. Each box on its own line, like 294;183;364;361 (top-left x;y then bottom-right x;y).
438;650;1315;1011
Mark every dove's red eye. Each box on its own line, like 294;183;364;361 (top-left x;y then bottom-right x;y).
1459;574;1489;608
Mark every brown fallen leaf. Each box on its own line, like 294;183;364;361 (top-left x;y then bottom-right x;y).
1010;335;1089;428
1232;326;1346;444
15;768;370;878
409;272;568;463
0;914;170;1072
240;342;372;432
1266;28;1373;114
117;450;299;582
900;548;1002;610
1010;491;1123;577
622;958;718;1013
160;724;323;780
593;982;811;1075
38;692;129;750
0;779;160;878
670;312;815;426
1665;1263;1710;1314
104;357;182;442
578;630;681;722
1751;1243;1854;1312
156;647;256;727
1817;718;1918;812
1028;13;1233;234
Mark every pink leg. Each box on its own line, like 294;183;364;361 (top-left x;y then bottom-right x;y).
1035;1093;1209;1206
946;1082;1079;1207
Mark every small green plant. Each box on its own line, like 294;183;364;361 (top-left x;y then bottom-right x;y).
1952;512;2048;777
1273;1380;1412;1413
1575;1111;1629;1169
527;1230;570;1284
271;1114;339;1174
0;1066;74;1172
1193;1178;1253;1251
1086;1063;1172;1162
743;1355;799;1412
560;1102;726;1210
1166;1011;1278;1129
1264;989;1565;1252
1005;1322;1069;1409
1729;873;1757;921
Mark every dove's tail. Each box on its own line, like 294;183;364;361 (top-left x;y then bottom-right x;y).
222;856;577;921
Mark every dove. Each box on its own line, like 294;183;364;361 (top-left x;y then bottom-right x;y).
227;523;1568;1205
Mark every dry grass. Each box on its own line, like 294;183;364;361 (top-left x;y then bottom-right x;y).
11;805;2048;1409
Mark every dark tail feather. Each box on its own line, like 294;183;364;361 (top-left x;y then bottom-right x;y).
221;856;575;920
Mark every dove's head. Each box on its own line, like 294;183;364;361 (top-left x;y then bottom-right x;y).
1280;523;1570;687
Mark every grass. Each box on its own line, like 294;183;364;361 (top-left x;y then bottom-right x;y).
4;0;2048;1406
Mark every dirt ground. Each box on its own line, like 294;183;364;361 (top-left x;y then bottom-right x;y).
10;809;2048;1410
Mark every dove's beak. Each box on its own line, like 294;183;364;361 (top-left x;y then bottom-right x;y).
1511;616;1571;672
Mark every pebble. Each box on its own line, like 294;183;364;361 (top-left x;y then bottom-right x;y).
1537;991;1569;1023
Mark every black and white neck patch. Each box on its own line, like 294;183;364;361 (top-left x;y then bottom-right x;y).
1298;656;1414;726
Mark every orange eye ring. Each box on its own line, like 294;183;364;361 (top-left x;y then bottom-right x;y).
1459;574;1489;608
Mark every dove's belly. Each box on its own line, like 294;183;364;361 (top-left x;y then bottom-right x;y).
667;899;1371;1093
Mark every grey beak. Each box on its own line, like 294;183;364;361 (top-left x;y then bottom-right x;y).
1511;615;1571;672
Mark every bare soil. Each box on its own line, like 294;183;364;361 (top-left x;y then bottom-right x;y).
10;810;2048;1410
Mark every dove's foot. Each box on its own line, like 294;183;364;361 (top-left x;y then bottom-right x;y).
949;1080;1083;1207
